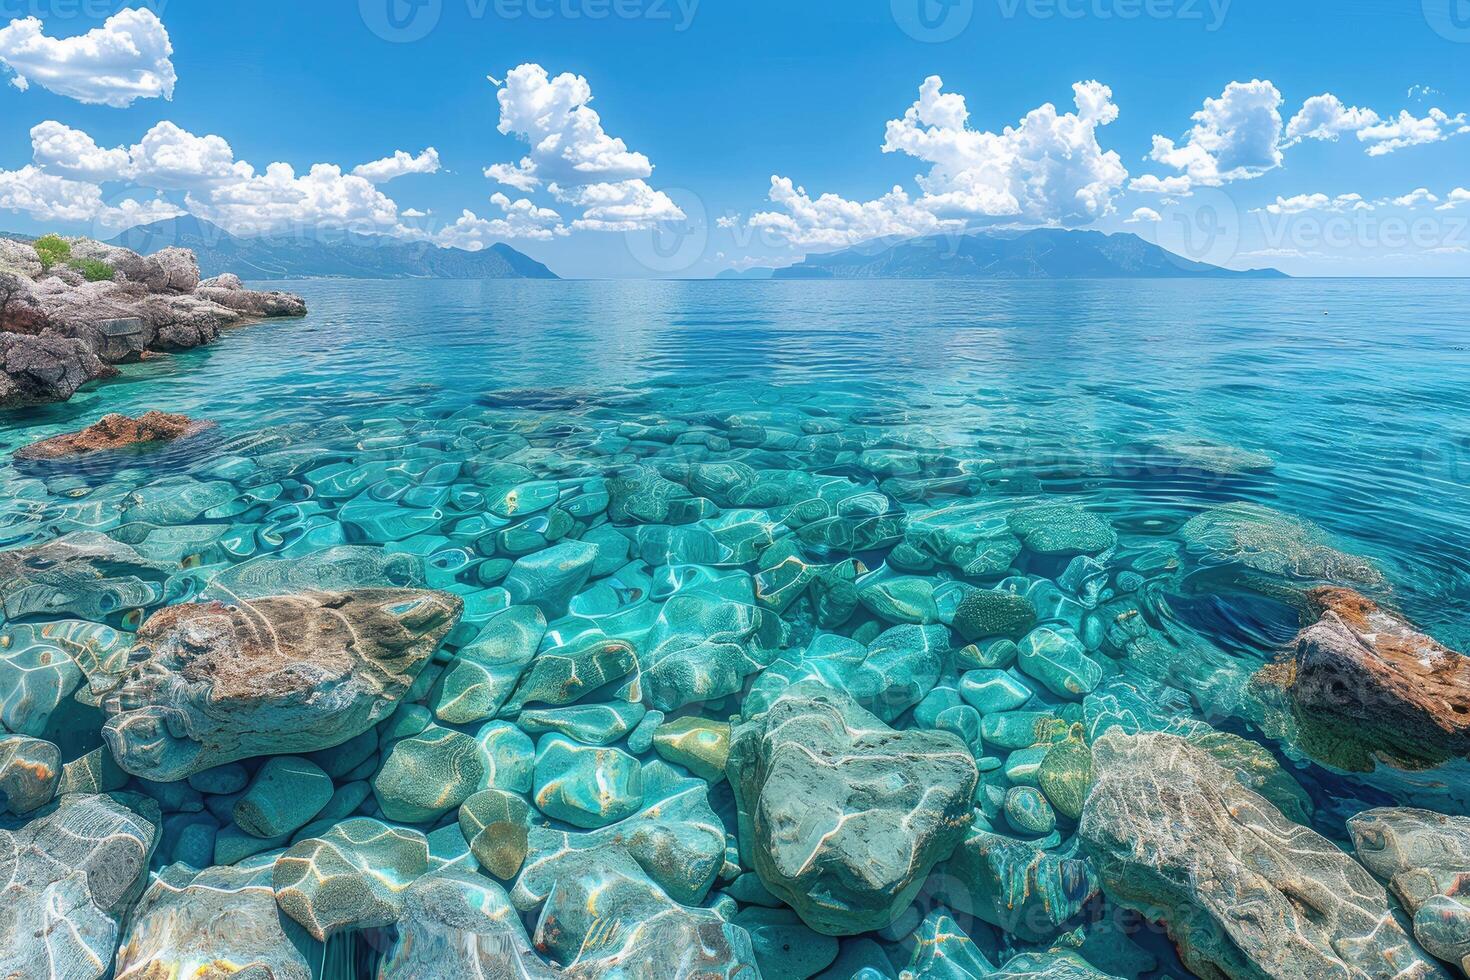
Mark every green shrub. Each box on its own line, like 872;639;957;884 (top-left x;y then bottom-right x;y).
71;258;115;282
33;234;70;270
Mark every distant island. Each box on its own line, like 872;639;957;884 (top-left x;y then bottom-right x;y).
106;216;558;281
720;229;1286;280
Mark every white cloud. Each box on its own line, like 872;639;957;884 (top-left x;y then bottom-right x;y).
1256;192;1374;215
488;64;654;188
748;77;1128;250
483;64;680;232
1286;94;1379;143
1125;207;1161;223
352;148;441;183
1408;84;1442;101
1386;187;1439;208
0;8;175;108
430;193;568;248
1436;188;1470;211
1129;174;1193;196
185;163;401;236
747;178;959;251
30;119;249;190
0;164;180;230
554;178;684;232
1148;80;1284;190
401;207;429;218
28;120;130;183
1357;108;1470;156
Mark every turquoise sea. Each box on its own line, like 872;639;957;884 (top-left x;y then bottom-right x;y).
5;278;1470;977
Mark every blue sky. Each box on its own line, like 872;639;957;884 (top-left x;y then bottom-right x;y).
1;0;1468;277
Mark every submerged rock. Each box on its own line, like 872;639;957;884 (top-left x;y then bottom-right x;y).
1080;730;1448;979
0;531;172;622
1257;587;1470;772
0;734;60;815
102;589;460;780
0;793;157;980
376;869;554;979
1181;501;1383;585
15;411;214;461
1349;807;1470;975
115;856;312;980
943;827;1098;943
272;817;429;941
728;684;978;935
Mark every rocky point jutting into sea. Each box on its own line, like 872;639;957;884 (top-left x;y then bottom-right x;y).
1;274;1469;980
0;235;305;407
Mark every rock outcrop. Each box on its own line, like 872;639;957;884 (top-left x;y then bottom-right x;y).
1256;587;1470;772
1349;807;1470;975
16;411;214;461
1080;730;1449;979
102;589;461;780
727;683;978;936
0;235;305;407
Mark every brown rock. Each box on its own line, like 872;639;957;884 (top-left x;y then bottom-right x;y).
1256;587;1470;772
16;412;214;460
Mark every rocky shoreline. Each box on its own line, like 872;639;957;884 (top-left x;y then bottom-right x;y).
0;236;305;408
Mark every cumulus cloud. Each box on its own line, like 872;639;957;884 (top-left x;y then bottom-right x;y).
184;162;400;236
431;192;568;248
1385;187;1439;208
483;64;678;231
1436;188;1470;211
748;77;1128;250
0;164;180;230
1147;80;1284;190
352;148;441;183
0;8;175;108
1255;192;1374;215
1286;94;1380;143
1129;174;1193;196
1357;108;1470;156
30;119;250;190
1125;207;1161;223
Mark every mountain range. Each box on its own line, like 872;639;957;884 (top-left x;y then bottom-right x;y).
720;229;1285;280
106;216;558;280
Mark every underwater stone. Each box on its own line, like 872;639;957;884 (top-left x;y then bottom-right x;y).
0;531;170;621
639;575;774;711
499;634;639;715
900;909;1000;979
377;869;554;979
1036;729;1093;821
0;734;60;814
101;588;460;780
458;788;535;879
431;603;545;724
955;637;1020;671
733;905;840;979
517;699;645;745
951;587;1039;642
1256;587;1470;773
533;735;643;829
0;793;157;980
1007;505;1116;556
628;708;664;754
1181;501;1383;585
943;827;1098;943
515;761;726;909
530;845;760;978
203;545;427;600
57;746;129;796
1004;786;1057;836
904;502;1022;577
114;856;311;980
981;710;1071;751
0;623;85;736
745;626;946;725
1189;729;1313;825
474;719;535;793
728;684;977;936
186;762;249;796
16;411;213;461
958;669;1034;714
272;817;429;941
233;755;334;838
7;620;131;708
857;576;940;625
502;539;598;618
373;723;486;823
1080;730;1446;979
1349;807;1470;975
1017;626;1103;699
653;715;731;783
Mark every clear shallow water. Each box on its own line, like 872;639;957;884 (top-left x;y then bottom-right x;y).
4;278;1470;977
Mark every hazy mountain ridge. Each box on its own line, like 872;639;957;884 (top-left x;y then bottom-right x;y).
750;229;1285;280
108;216;558;281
